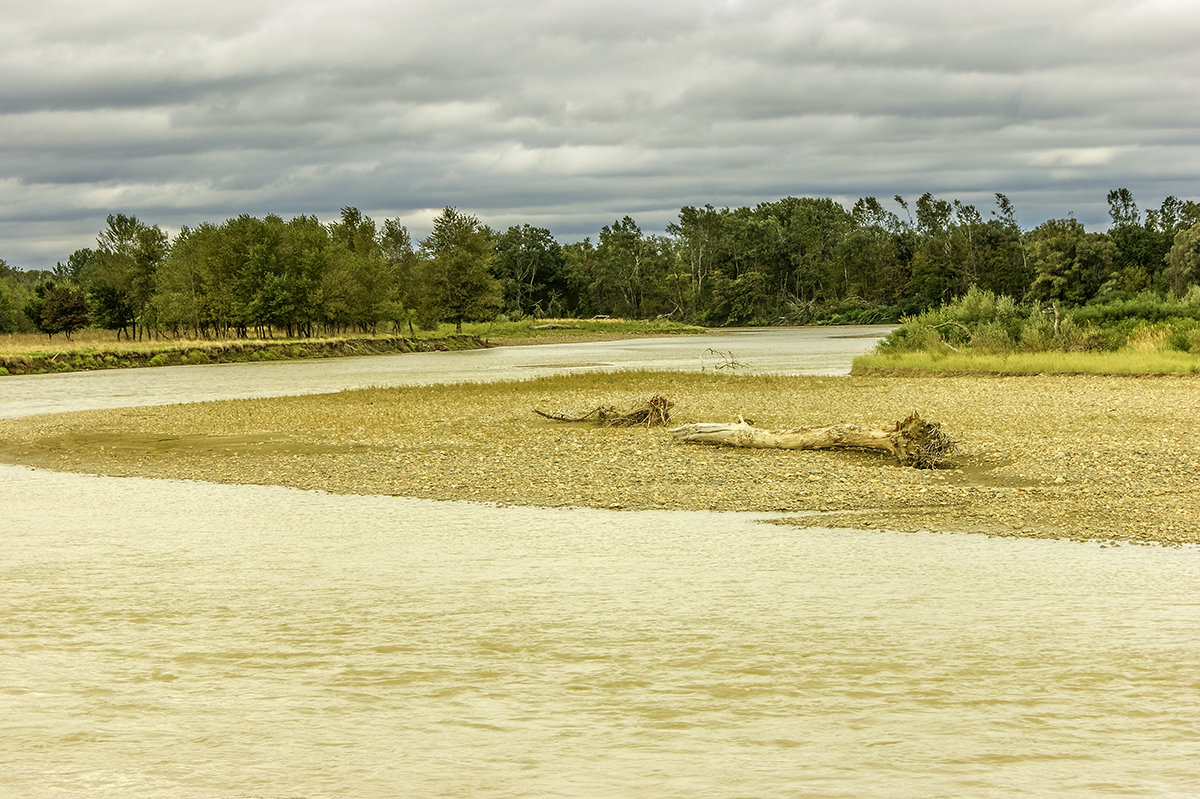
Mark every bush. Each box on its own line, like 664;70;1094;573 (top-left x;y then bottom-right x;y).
183;350;211;364
1018;317;1056;352
147;354;170;366
970;321;1016;353
1054;318;1093;352
1126;324;1172;352
1188;329;1200;352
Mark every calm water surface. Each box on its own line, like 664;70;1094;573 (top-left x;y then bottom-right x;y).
0;326;888;419
2;329;1199;797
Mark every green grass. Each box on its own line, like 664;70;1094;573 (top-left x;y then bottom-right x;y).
853;348;1200;376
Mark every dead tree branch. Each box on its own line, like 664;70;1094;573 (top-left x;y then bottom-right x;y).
929;322;973;351
701;348;746;371
534;395;675;427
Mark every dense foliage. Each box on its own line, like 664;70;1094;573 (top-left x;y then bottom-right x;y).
879;285;1200;355
3;189;1200;339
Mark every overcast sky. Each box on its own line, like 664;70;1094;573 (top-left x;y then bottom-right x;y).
3;0;1199;270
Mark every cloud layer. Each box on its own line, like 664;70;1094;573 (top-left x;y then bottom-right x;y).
4;0;1199;268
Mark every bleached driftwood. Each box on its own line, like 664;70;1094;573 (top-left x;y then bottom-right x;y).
669;412;954;468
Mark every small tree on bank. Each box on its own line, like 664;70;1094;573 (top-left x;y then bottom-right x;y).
25;281;90;340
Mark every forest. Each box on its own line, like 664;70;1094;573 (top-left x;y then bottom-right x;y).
3;189;1200;341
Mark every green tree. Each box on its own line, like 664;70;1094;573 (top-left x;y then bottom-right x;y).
779;196;852;302
417;207;501;332
0;258;34;333
667;205;723;319
40;284;90;339
494;224;567;318
1104;188;1165;294
973;193;1032;298
323;207;403;332
380;218;419;331
80;214;169;339
1028;218;1117;304
908;193;985;304
592;216;649;317
24;279;89;339
1164;221;1200;298
559;239;598;317
839;197;908;304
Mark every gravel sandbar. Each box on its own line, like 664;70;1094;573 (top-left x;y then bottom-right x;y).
1;371;1196;546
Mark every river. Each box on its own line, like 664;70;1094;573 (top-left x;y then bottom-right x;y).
2;328;1198;798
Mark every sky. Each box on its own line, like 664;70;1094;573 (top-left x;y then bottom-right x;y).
3;0;1199;270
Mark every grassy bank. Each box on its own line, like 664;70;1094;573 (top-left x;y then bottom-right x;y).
853;349;1200;376
0;333;487;375
0;318;706;375
2;370;1196;546
855;287;1200;375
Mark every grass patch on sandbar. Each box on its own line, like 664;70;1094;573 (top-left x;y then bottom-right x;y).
852;349;1200;376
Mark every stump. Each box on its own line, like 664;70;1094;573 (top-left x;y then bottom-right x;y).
669;412;954;468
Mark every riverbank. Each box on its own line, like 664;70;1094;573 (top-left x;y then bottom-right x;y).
0;319;707;375
0;334;488;375
852;349;1200;376
1;371;1195;546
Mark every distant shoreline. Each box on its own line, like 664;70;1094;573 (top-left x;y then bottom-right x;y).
0;334;489;376
0;319;709;376
2;370;1196;547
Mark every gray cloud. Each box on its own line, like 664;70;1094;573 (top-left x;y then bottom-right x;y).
3;0;1199;268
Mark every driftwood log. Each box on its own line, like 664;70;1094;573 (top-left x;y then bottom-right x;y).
534;395;674;427
669;412;954;468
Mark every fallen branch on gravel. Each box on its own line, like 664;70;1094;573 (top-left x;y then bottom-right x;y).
669;412;955;468
534;395;675;427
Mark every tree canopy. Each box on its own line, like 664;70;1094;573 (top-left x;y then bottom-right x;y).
4;189;1199;338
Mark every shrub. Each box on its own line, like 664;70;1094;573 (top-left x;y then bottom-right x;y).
147;354;170;366
1054;318;1094;352
1126;324;1172;352
1187;329;1200;352
183;350;211;364
1018;317;1056;352
969;321;1015;353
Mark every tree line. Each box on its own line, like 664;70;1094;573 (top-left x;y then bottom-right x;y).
3;189;1200;339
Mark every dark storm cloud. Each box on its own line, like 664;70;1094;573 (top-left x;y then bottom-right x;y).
3;0;1199;268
